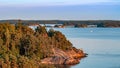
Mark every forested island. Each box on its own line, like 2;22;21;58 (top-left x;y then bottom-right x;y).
0;20;120;28
0;23;86;68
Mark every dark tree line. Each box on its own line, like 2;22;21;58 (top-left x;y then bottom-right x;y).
1;20;120;28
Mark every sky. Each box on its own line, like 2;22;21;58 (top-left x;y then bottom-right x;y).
0;0;120;20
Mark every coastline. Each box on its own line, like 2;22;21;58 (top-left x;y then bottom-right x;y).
0;23;87;68
41;48;87;65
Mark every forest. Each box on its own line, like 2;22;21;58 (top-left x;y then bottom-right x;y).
0;23;76;68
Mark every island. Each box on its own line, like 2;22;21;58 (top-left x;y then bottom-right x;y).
0;20;120;28
0;23;86;68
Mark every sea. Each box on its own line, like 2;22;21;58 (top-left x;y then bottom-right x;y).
52;28;120;68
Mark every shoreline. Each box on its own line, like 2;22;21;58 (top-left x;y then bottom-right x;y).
41;48;87;65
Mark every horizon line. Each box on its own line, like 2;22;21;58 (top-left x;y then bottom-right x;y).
0;19;120;21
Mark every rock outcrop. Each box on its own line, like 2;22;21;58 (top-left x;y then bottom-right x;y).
41;48;87;65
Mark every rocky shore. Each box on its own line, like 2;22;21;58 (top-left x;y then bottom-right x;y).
41;47;87;65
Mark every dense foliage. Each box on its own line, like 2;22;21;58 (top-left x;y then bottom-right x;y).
0;23;73;68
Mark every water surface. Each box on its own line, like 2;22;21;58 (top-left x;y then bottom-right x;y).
53;28;120;68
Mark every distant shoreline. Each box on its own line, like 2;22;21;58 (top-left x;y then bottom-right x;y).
0;19;120;28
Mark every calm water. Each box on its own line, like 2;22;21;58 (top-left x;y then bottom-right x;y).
53;28;120;68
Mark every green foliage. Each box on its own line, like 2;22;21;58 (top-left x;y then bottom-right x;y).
35;26;47;35
48;29;73;50
0;23;73;68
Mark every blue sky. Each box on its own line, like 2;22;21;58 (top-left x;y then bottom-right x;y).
0;0;120;20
